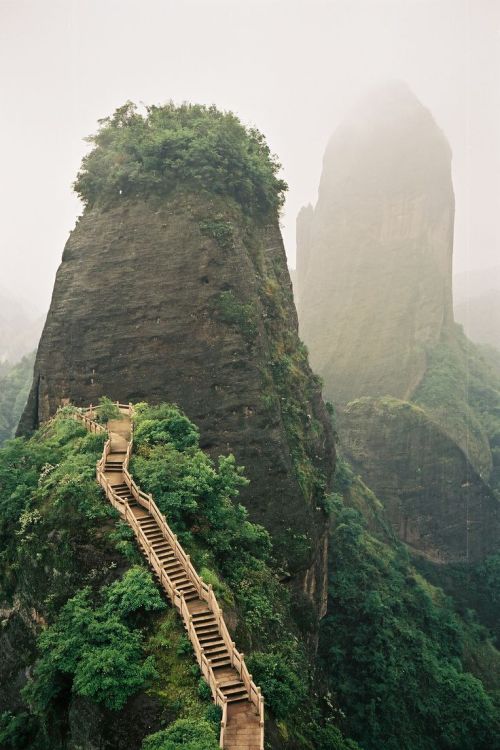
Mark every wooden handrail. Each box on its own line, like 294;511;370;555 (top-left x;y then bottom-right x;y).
73;404;264;748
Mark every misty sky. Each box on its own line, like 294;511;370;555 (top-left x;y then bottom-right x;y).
1;0;499;314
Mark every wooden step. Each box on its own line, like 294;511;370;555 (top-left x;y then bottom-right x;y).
158;555;176;564
177;582;197;593
209;655;232;668
143;527;163;536
144;531;164;542
151;541;170;550
219;679;243;689
183;591;199;602
167;570;191;586
220;684;247;698
200;637;225;650
203;644;227;657
226;693;250;704
193;621;218;633
192;611;214;622
164;560;182;571
196;630;224;646
158;553;176;563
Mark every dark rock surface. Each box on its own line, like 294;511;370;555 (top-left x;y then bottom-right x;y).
339;397;500;563
19;192;334;615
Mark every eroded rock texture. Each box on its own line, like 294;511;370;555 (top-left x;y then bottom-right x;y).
20;192;334;616
339;398;500;563
296;82;455;404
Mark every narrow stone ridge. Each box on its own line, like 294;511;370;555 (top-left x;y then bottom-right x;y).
75;404;263;750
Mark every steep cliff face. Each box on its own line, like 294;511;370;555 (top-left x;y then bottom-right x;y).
294;83;500;565
296;82;455;404
20;102;334;617
339;397;500;563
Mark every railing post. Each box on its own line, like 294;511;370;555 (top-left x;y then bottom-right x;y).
78;406;264;748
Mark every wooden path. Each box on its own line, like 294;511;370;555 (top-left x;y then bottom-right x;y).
75;404;263;750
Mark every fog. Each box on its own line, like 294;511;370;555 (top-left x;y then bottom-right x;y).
1;0;499;313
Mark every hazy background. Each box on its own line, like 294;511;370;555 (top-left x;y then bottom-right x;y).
1;0;499;315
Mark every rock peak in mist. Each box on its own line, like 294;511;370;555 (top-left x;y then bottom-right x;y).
296;83;455;403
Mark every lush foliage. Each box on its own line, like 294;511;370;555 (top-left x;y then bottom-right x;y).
144;608;220;734
25;567;164;712
0;352;35;445
131;402;355;748
320;501;500;750
246;651;306;720
95;395;123;423
0;405;354;749
74;101;287;217
131;403;271;577
0;412;110;605
198;217;234;251
415;553;500;648
142;719;219;750
214;290;258;340
414;325;500;492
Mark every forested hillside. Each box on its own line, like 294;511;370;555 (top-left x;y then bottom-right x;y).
0;352;35;445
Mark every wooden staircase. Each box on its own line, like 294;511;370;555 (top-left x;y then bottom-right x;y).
74;403;264;750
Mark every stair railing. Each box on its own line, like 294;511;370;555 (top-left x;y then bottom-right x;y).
74;404;264;746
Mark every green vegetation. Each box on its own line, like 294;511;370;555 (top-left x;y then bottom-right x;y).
130;402;355;748
142;720;219;750
74;101;287;217
144;608;220;733
0;403;350;749
95;395;123;423
25;567;164;713
199;217;234;251
268;342;327;508
320;500;500;750
0;410;217;749
414;325;500;490
414;553;500;649
0;352;35;445
214;290;258;339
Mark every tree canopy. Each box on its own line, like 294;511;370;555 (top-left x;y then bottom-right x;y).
74;101;287;217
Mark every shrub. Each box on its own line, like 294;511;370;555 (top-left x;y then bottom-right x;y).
199;217;234;250
215;291;258;339
141;719;219;750
96;396;122;423
24;567;165;712
246;651;305;720
74;101;287;217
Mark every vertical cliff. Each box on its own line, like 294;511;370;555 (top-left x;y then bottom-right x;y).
295;84;500;564
296;81;455;404
19;103;334;617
